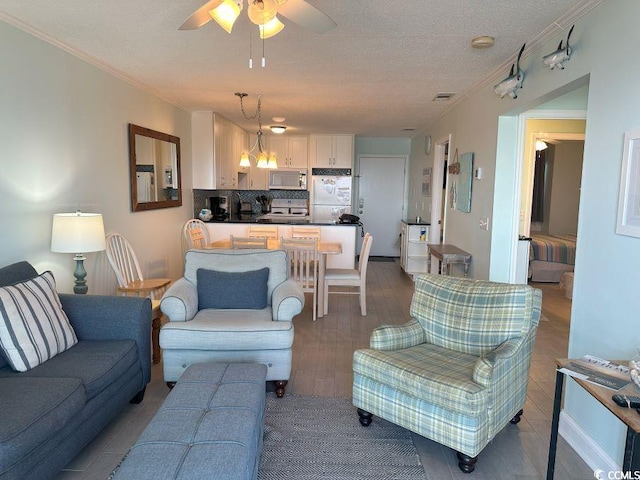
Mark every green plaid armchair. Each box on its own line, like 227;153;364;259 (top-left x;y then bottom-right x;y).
353;274;542;473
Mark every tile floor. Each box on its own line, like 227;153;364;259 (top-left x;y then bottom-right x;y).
54;263;592;479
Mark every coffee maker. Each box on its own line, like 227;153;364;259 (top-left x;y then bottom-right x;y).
210;196;229;220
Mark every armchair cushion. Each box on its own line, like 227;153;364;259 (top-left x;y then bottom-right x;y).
410;275;535;356
0;271;77;372
197;267;269;310
353;343;488;416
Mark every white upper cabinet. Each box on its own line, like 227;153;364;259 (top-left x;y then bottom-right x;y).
309;134;354;168
268;135;308;168
191;112;249;189
191;112;215;189
215;116;248;189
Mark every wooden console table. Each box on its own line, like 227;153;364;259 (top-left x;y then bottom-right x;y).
428;244;471;277
547;358;640;479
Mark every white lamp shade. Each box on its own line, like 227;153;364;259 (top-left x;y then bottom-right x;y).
260;16;285;39
51;212;106;253
209;0;242;33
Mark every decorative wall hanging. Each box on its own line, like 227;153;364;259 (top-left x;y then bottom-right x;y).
422;168;432;197
543;25;575;70
457;152;474;213
616;127;640;238
448;148;460;174
494;43;526;99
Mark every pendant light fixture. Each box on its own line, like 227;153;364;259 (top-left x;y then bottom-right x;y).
236;92;278;169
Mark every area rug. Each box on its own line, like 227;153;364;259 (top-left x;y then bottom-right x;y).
258;393;426;480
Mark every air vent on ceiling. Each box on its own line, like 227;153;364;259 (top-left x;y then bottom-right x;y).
432;92;456;101
403;128;415;132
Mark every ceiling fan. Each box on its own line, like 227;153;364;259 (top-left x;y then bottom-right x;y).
179;0;336;38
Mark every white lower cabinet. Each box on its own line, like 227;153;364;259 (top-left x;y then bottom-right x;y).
400;223;430;276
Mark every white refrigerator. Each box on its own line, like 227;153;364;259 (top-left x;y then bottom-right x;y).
311;173;352;222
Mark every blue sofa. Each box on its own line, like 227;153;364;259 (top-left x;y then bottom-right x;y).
0;261;151;480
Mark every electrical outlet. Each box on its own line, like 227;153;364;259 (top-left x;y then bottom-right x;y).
480;217;489;230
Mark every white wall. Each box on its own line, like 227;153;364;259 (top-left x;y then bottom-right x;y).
0;20;193;294
548;141;583;234
410;0;640;468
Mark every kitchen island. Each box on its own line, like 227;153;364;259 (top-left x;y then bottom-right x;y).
203;215;357;269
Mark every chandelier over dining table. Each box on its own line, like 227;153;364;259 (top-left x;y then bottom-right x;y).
236;92;278;169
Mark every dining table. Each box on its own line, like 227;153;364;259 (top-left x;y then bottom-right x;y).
207;238;342;318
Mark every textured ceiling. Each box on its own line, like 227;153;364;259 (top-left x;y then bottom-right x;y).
0;0;592;136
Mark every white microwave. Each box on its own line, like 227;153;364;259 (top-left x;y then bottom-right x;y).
268;168;308;190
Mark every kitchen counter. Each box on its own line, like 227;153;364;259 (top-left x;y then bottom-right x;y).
402;218;431;226
204;214;355;226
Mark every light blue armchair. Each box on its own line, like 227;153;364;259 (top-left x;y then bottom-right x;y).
160;249;304;397
353;274;542;473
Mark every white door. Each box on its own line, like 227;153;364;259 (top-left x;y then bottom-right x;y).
357;156;407;257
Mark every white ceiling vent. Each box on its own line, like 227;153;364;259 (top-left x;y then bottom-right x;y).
432;92;456;102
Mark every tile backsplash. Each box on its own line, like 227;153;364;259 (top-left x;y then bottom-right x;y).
193;189;309;217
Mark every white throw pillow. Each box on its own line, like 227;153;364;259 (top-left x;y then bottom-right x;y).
0;270;78;372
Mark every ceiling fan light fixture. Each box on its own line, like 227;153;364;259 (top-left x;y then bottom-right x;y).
248;0;278;26
209;0;242;33
270;125;287;134
260;15;285;39
535;140;548;151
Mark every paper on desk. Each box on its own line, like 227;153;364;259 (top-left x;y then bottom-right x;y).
559;355;631;391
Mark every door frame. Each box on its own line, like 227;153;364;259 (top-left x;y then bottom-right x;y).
500;109;587;282
429;135;452;249
354;154;409;254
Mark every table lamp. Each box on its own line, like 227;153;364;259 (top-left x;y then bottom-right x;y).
51;211;106;294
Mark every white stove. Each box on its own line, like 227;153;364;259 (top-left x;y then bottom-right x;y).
261;198;308;219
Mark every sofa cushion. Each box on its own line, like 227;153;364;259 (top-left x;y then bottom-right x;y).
353;343;488;416
197;268;269;310
0;271;77;372
160;309;294;350
0;339;139;401
0;377;85;477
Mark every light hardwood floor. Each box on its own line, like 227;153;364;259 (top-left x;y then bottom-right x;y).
55;263;592;479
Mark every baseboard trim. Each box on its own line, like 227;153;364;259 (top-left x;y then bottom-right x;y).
559;410;619;473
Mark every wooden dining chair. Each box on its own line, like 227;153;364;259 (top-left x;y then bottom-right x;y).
230;235;268;249
291;226;321;240
182;219;211;252
280;237;319;321
323;232;373;316
248;226;279;239
105;232;171;364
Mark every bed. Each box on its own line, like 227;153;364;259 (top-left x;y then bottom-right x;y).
529;233;577;282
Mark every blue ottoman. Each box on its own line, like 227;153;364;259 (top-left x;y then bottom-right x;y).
114;362;267;480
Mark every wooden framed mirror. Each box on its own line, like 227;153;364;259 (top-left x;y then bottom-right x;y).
128;123;182;212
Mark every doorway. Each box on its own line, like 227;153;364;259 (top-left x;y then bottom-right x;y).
429;137;451;246
356;155;408;257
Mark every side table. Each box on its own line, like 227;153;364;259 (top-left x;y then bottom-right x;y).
547;358;640;479
428;244;472;277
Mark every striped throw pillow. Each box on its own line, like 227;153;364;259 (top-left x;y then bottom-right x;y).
0;271;77;372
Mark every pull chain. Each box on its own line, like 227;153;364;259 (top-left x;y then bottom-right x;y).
249;26;253;68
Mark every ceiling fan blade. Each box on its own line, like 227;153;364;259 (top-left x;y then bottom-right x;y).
179;0;224;30
277;0;336;34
